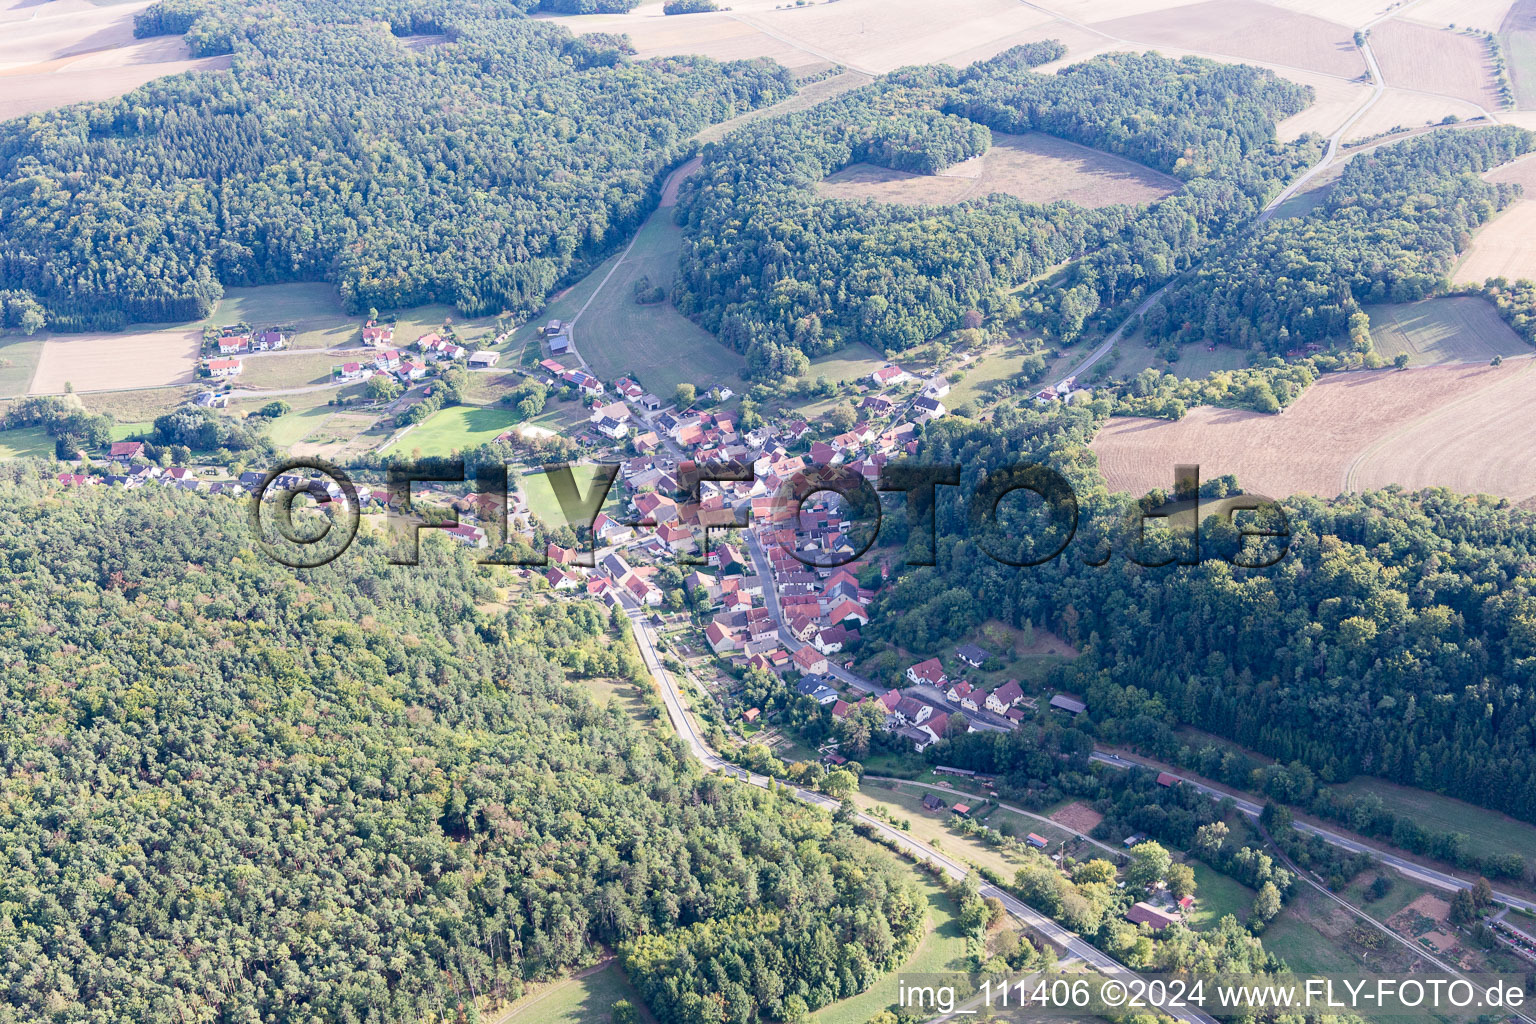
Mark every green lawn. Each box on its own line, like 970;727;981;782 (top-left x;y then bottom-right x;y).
518;463;623;532
809;873;968;1024
0;425;53;460
110;421;152;442
265;405;334;449
239;353;346;388
568;210;745;401
1186;862;1254;931
1108;335;1250;382
495;961;655;1024
946;342;1037;413
806;344;889;387
0;339;42;398
1260;888;1363;975
383;405;521;458
1329;775;1536;867
209;283;346;327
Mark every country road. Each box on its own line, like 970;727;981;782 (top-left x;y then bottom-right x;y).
619;600;1219;1024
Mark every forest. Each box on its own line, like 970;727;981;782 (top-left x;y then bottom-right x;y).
0;0;790;331
865;405;1536;828
673;47;1319;374
0;469;922;1023
1142;127;1536;355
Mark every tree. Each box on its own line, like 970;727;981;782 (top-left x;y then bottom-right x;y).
1451;887;1478;924
1073;859;1117;886
821;769;858;799
1166;863;1197;901
1195;821;1229;854
829;402;857;431
1393;353;1410;369
1473;877;1494;911
1250;881;1283;928
674;383;696;408
367;375;404;402
1125;841;1172;891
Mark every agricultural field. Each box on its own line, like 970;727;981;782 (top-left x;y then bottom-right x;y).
0;338;41;398
235;353;349;389
0;425;53;460
1369;21;1501;109
78;386;198;424
29;327;200;395
1090;1;1367;79
1503;0;1536;108
0;0;233;122
1261;886;1395;974
817;133;1181;210
1406;0;1516;34
1091;354;1536;502
382;405;520;459
944;341;1042;414
1456;155;1536;283
494;961;655;1024
560;181;745;403
1365;296;1530;365
1343;89;1485;143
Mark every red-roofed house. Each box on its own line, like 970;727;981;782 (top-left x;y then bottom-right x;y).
207;358;243;378
987;680;1025;713
827;599;868;627
110;441;145;459
906;657;947;687
706;620;739;654
792;646;828;676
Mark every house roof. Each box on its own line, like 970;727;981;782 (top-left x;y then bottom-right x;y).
1050;694;1087;714
1127;902;1180;930
908;657;946;684
956;643;990;663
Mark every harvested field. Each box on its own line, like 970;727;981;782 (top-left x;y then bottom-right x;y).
554;10;828;73
0;0;231;122
1370;20;1501;108
1365;296;1530;365
30;327;199;394
818;132;1180;209
1406;0;1515;34
1049;801;1104;834
1274;71;1375;142
1091;357;1536;501
1344;89;1485;143
1486;152;1536;187
1508;0;1536;108
1457;202;1536;282
1089;1;1366;79
1271;0;1400;25
1347;354;1536;500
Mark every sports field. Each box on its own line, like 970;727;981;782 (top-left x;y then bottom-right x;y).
1365;296;1530;365
818;132;1181;209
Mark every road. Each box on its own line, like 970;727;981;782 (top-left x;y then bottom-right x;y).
620;600;1218;1024
1090;752;1536;916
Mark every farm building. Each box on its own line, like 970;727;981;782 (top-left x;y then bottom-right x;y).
550;334;570;354
951;803;971;816
1049;694;1086;716
922;793;946;811
469;351;500;368
1026;833;1048;849
1156;772;1182;788
1127;903;1180;931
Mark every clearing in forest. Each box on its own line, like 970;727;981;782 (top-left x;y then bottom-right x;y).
817;132;1180;209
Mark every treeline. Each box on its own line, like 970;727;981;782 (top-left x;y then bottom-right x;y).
0;474;919;1023
865;411;1536;828
674;47;1317;373
2;1;791;330
1142;127;1536;356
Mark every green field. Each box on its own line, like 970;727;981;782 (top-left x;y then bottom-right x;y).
0;339;42;398
238;353;347;389
0;425;53;460
383;405;520;458
1260;888;1364;974
807;344;890;387
110;421;152;442
946;342;1036;413
1108;336;1250;381
518;463;623;531
809;873;968;1024
1185;862;1255;931
207;283;507;354
1366;296;1529;366
567;210;745;402
495;961;654;1024
265;405;335;449
1329;775;1536;867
